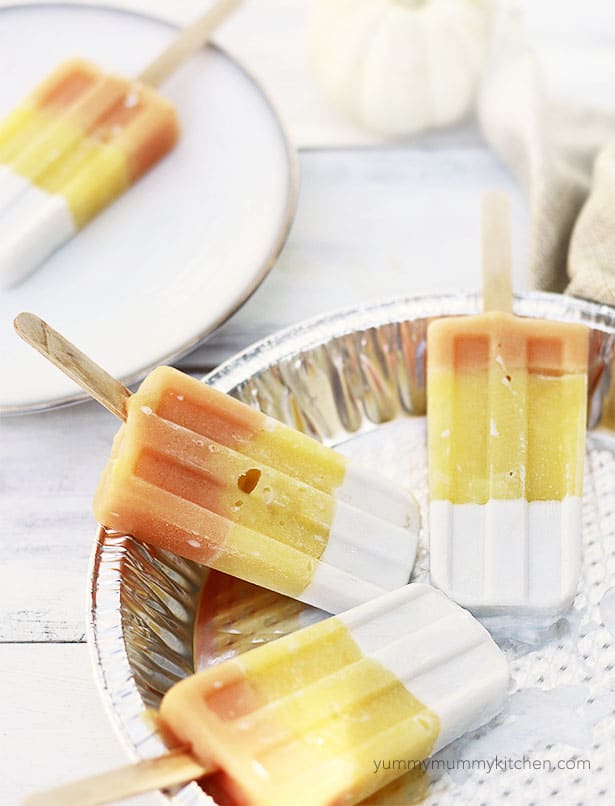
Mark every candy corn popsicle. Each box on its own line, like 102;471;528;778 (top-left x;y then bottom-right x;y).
428;194;588;617
23;584;508;806
0;59;178;287
161;583;509;806
94;366;420;614
0;0;240;288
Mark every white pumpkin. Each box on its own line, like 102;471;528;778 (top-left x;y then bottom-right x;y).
307;0;491;137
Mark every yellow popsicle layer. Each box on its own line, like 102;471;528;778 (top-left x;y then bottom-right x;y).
0;104;129;226
428;313;588;505
429;369;587;503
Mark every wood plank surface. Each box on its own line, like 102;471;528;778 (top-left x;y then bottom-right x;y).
0;643;156;806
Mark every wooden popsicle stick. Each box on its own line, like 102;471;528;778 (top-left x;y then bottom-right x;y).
13;312;130;421
22;747;212;806
138;0;243;87
481;190;513;314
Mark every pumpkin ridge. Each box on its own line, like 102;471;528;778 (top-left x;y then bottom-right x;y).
356;2;395;128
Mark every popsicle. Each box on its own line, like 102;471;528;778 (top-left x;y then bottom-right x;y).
23;583;509;806
93;365;420;613
0;0;241;289
160;583;508;806
14;314;420;615
428;193;588;617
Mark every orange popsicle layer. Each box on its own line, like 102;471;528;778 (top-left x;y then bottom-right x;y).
135;367;348;495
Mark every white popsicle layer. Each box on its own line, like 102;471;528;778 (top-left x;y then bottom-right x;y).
338;583;509;750
337;463;422;532
284;499;418;613
323;499;419;587
0;166;75;288
430;498;582;617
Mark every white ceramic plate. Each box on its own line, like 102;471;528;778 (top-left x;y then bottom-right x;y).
0;2;297;414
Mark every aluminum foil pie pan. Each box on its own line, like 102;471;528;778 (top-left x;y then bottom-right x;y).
88;292;615;804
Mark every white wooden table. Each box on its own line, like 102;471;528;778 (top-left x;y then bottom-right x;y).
1;2;614;804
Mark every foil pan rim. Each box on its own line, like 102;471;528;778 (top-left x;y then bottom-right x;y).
204;291;615;393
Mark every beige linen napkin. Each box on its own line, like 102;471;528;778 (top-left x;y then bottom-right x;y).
478;3;615;301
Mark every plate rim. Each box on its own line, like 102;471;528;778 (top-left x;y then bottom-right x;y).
0;0;299;417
